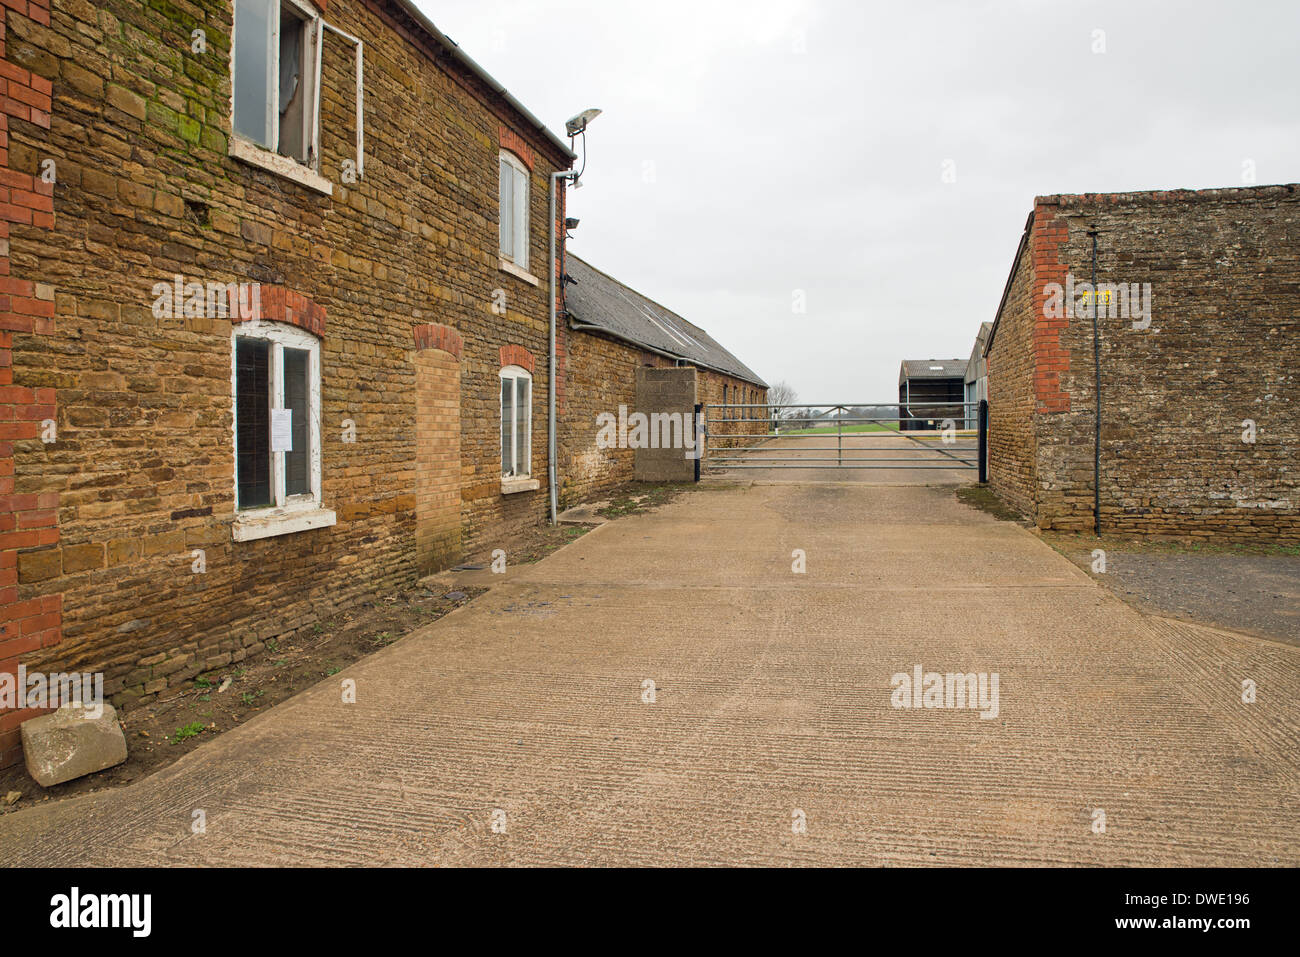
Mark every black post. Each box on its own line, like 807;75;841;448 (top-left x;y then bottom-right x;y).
1089;229;1101;535
977;399;989;483
693;402;703;482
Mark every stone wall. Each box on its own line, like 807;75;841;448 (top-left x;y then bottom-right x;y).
985;228;1038;517
987;185;1300;542
0;0;571;765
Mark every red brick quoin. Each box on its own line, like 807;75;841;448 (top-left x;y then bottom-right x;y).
412;322;463;358
1030;201;1071;414
1;0;57;768
499;344;535;373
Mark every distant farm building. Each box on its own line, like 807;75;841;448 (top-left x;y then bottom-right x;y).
898;359;966;431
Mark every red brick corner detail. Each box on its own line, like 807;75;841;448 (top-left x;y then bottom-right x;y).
1;0;58;769
499;344;534;373
1030;201;1071;415
413;323;462;359
499;125;535;170
231;285;326;338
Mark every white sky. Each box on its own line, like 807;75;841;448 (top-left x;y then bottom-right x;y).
414;0;1300;403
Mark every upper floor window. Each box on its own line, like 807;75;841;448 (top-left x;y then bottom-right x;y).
232;0;320;166
498;150;530;271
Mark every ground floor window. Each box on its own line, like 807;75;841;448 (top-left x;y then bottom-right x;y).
500;365;532;478
233;321;321;511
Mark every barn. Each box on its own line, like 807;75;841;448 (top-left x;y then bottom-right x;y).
898;359;967;431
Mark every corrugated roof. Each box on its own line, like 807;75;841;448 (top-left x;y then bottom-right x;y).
965;322;993;382
564;255;768;388
898;359;966;385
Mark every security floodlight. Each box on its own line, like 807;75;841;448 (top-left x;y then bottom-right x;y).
565;217;580;230
565;108;602;137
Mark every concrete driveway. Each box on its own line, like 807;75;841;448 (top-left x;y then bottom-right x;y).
2;483;1297;866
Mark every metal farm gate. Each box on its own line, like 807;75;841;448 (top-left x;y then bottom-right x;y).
701;400;988;478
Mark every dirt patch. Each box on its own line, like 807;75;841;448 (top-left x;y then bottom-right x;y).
455;520;594;567
955;484;1030;524
596;482;692;519
1043;531;1300;646
0;584;485;815
0;520;595;814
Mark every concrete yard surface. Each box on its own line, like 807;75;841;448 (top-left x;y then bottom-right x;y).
1;483;1297;866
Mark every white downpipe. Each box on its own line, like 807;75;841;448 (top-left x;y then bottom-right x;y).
549;170;577;525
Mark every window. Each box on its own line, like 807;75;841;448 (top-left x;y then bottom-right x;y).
232;320;334;540
232;0;320;166
500;365;532;478
498;151;530;271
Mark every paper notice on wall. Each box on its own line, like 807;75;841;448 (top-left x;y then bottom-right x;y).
271;409;293;452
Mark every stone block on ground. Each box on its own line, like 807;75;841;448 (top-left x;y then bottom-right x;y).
21;704;128;787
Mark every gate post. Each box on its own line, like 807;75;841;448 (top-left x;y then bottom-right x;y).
694;402;703;482
977;399;989;483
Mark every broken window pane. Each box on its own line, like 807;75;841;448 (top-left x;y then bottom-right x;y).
278;5;307;160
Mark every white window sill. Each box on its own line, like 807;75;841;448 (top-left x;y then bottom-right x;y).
498;258;540;287
232;505;338;542
501;477;540;495
230;136;334;196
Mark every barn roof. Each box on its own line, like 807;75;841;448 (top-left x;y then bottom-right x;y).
898;359;966;385
564;255;768;388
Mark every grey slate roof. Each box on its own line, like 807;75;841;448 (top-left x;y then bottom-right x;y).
564;255;768;389
898;359;966;385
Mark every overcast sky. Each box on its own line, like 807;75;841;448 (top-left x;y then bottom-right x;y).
414;0;1300;403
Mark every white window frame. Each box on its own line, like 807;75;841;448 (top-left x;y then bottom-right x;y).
499;364;533;480
498;150;531;272
230;0;335;195
230;319;336;540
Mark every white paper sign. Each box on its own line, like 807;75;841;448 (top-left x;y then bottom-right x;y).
271;408;293;452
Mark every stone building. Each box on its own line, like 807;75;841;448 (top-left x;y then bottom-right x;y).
0;0;581;766
0;0;773;770
560;254;768;501
984;184;1299;542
